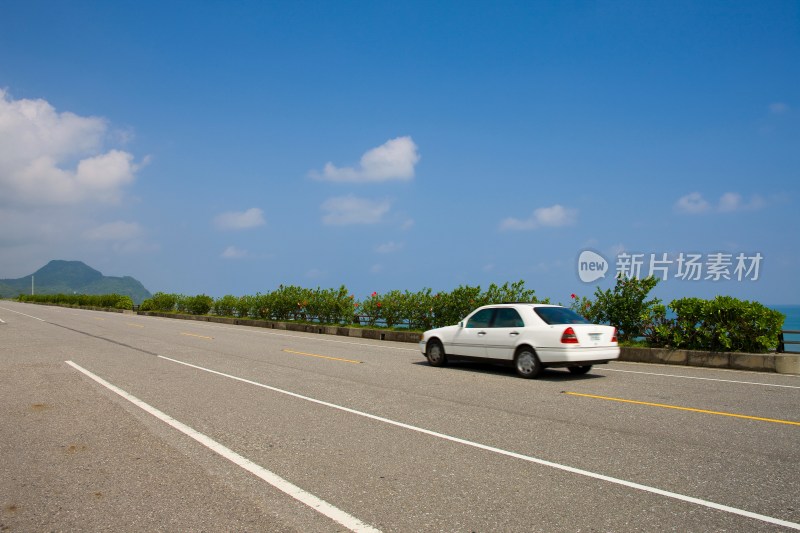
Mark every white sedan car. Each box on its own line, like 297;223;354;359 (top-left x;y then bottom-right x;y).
419;303;619;378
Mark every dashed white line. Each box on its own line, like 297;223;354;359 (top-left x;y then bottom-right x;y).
65;360;381;533
0;306;45;321
157;354;800;531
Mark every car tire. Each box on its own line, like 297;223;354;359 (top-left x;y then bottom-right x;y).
514;347;542;379
426;339;447;367
568;365;592;375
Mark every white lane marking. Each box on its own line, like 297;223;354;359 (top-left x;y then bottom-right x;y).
0;318;5;324
65;361;381;533
158;354;800;531
0;306;45;321
602;368;800;389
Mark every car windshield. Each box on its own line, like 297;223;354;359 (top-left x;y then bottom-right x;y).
534;307;591;325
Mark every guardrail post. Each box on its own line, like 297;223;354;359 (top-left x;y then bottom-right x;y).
778;332;784;353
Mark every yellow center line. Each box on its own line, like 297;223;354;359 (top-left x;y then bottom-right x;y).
181;332;214;340
282;349;362;364
564;392;800;427
126;323;145;328
93;317;105;321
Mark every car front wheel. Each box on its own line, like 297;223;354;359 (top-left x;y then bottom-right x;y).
514;347;542;379
568;365;592;375
426;339;447;367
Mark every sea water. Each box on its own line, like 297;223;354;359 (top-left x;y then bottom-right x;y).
771;305;800;332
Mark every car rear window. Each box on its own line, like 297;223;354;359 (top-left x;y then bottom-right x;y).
534;307;590;325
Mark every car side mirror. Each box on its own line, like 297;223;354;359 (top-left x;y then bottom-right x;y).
458;321;464;328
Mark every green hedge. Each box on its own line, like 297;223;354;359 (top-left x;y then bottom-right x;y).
30;279;777;354
649;296;784;353
16;293;133;310
571;276;785;353
138;281;546;330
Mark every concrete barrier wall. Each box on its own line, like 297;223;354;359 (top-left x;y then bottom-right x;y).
620;346;799;375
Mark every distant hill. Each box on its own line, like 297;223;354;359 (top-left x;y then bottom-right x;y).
0;260;152;304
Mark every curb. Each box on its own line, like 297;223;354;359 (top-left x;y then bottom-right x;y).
619;346;799;375
136;311;422;343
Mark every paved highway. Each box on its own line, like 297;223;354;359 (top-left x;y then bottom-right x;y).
1;301;799;532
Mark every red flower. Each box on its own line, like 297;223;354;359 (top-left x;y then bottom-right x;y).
570;293;577;299
371;291;377;297
376;302;382;308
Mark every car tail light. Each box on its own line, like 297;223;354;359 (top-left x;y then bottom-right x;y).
561;327;579;344
611;328;618;343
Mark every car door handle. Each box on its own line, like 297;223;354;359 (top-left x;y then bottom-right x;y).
509;332;519;336
477;331;487;336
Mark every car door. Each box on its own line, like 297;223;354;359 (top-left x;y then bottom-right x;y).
449;308;494;358
483;307;525;360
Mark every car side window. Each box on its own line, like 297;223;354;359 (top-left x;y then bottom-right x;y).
493;308;524;328
466;309;494;328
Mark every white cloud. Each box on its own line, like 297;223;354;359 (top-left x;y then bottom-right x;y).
769;102;789;115
306;268;326;279
609;243;627;257
500;204;578;231
312;136;420;183
84;221;143;241
321;195;391;225
82;219;156;254
0;89;141;206
675;192;711;214
718;192;742;212
676;192;765;214
213;208;266;230
375;241;403;253
221;246;248;259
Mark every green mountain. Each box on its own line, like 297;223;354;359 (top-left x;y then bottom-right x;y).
0;260;152;304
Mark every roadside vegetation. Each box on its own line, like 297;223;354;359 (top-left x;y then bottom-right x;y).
138;281;546;331
17;277;785;353
569;276;784;353
16;293;133;310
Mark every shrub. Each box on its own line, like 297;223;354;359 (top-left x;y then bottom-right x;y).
270;285;312;321
114;295;134;310
663;296;784;353
377;290;407;328
184;294;213;315
586;275;662;342
213;294;239;317
235;294;258;319
140;292;179;312
360;291;383;327
405;288;435;330
305;285;352;324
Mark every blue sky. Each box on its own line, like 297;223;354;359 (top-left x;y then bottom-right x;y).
1;1;798;305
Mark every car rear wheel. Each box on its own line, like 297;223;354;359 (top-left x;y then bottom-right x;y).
568;365;592;375
514;347;542;379
426;339;447;367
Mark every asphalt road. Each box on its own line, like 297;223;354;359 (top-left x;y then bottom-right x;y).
1;301;799;532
